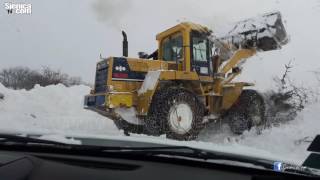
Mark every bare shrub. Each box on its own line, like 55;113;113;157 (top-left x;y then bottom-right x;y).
0;67;41;90
264;61;311;126
39;67;68;86
0;66;84;90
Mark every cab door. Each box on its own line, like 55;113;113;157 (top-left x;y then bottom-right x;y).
190;32;211;76
161;33;184;70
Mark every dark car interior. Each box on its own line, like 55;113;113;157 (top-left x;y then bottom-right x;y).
0;144;318;180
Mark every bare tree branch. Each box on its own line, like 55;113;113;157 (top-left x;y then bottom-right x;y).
281;60;293;85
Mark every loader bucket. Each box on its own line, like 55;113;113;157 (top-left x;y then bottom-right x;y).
221;11;289;51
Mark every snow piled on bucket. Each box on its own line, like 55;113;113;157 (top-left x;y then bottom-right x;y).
0;83;319;164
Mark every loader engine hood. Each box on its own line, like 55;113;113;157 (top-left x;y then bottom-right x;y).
111;57;146;81
94;57;146;93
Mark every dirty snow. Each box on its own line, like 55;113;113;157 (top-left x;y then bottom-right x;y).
115;107;143;125
0;83;319;165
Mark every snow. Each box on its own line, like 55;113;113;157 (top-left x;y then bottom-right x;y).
228;11;279;36
115;107;143;125
198;101;320;164
0;83;119;135
0;83;319;165
137;71;161;95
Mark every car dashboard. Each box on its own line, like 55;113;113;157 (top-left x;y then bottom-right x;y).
0;149;318;180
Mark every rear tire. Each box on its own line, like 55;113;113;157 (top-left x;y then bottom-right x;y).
145;87;204;141
223;89;266;135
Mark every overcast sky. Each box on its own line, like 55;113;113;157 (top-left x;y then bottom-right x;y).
1;0;320;89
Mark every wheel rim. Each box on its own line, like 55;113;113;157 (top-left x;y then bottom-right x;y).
168;103;193;135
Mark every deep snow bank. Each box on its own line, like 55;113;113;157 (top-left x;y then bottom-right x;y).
0;83;319;164
0;83;119;135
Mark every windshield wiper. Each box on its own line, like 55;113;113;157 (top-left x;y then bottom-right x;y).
0;134;267;167
0;134;67;146
106;146;273;167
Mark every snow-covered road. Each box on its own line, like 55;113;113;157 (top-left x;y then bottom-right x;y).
0;83;319;165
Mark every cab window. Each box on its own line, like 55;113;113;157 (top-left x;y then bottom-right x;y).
192;36;208;62
162;33;183;61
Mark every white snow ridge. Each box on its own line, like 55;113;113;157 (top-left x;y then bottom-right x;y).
0;83;119;135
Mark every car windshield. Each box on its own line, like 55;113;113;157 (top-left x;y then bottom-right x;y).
1;0;320;173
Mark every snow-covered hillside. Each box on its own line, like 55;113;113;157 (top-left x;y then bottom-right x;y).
0;83;319;165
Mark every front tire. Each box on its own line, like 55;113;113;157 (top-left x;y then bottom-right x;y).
145;87;204;141
224;89;266;135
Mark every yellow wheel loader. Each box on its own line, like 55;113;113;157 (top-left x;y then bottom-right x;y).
84;12;289;140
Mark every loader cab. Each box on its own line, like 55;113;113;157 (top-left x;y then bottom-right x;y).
156;22;213;76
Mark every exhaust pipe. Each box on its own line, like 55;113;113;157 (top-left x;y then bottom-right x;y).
122;31;128;57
